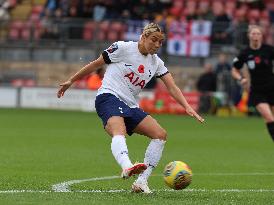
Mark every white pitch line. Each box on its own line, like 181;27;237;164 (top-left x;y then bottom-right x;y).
0;190;51;193
1;189;274;194
75;189;274;193
51;173;274;193
52;176;120;192
2;173;274;194
194;173;274;176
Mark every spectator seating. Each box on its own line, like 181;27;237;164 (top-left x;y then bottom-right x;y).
8;20;24;40
83;21;95;40
3;0;274;44
107;21;125;41
97;21;110;41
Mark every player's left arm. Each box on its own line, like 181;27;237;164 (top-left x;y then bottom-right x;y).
160;73;204;123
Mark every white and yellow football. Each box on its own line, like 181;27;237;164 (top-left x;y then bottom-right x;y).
163;161;192;190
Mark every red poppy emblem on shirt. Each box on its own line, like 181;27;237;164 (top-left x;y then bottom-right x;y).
254;56;261;64
138;64;145;73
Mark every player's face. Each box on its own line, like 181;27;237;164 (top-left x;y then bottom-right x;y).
248;28;262;45
144;32;164;54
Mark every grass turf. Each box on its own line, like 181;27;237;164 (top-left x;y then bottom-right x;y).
0;108;273;204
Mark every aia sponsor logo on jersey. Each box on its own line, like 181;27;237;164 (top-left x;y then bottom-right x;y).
107;43;118;53
124;72;146;89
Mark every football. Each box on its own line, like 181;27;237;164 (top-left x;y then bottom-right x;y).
163;161;192;190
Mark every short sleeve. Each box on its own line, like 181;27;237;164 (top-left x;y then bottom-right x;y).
102;41;125;64
232;51;246;70
155;56;169;78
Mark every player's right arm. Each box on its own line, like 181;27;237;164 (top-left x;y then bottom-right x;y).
231;68;248;84
231;52;248;90
57;55;105;98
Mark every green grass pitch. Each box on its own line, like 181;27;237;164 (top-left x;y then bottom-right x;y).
0;108;273;204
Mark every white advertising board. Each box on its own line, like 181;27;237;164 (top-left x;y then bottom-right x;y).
21;87;96;111
0;87;17;107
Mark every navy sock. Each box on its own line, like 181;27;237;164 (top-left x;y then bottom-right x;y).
266;122;274;142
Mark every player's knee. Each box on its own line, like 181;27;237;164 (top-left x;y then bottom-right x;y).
156;128;167;141
105;119;127;136
265;116;274;123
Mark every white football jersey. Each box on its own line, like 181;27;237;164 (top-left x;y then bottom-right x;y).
97;41;168;108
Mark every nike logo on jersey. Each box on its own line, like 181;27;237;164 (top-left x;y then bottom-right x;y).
124;72;146;89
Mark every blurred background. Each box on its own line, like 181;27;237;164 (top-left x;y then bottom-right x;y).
0;0;273;116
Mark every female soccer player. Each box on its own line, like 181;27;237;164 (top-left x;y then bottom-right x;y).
232;25;274;142
57;23;204;193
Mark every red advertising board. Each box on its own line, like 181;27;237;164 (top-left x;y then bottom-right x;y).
140;83;200;114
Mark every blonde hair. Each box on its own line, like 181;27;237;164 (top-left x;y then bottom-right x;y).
142;23;162;37
248;25;263;35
